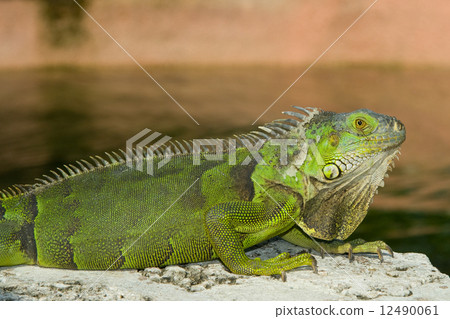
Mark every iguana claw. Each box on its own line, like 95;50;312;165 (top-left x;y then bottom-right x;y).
311;256;318;274
378;247;384;262
348;246;353;262
376;244;394;262
386;244;394;258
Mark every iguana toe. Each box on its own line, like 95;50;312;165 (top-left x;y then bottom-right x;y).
242;251;316;276
266;252;291;262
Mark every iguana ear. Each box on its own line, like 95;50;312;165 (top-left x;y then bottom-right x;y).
297;175;376;241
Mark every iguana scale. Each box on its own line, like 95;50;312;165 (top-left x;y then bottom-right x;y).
0;107;405;275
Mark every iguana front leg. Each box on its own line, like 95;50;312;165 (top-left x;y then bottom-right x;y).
281;226;393;262
204;201;317;275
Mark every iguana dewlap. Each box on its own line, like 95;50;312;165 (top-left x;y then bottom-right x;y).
0;107;405;275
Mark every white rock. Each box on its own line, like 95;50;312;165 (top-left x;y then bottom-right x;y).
0;240;449;300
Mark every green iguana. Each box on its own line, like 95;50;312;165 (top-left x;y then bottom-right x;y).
0;107;405;275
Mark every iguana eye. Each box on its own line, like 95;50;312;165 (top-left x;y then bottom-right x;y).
323;163;341;180
355;118;367;130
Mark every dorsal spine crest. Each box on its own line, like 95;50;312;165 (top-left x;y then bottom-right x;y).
0;106;322;199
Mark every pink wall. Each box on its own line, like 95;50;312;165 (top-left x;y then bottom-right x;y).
0;0;449;67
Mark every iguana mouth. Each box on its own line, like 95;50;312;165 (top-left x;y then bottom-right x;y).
336;144;402;177
365;134;405;151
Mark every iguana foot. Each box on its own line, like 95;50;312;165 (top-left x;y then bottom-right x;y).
205;201;318;276
281;228;394;263
317;239;393;262
243;252;317;276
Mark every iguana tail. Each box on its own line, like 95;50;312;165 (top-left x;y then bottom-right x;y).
0;193;37;266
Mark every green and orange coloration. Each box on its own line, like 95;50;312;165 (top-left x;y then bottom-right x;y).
0;107;405;275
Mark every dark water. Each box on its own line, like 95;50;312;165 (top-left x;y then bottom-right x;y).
353;210;450;275
0;65;449;274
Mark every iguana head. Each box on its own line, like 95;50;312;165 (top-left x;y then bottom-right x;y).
301;108;405;183
256;107;406;241
299;107;405;240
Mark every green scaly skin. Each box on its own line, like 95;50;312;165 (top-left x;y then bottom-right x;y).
0;107;405;275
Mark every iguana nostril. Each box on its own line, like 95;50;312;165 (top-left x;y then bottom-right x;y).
393;121;402;132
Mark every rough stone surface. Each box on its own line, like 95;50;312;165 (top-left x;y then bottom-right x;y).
0;239;449;301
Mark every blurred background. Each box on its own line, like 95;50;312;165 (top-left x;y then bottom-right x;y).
0;0;449;274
